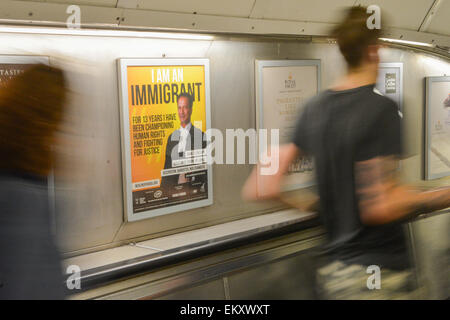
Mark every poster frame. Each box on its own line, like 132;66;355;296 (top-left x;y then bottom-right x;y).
424;76;450;180
117;58;213;222
255;59;321;191
0;54;49;65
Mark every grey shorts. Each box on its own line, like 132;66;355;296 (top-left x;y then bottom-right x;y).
316;260;424;300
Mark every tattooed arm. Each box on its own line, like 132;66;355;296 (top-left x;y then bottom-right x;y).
355;156;450;225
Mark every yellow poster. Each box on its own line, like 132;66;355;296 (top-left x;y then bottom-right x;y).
119;59;212;220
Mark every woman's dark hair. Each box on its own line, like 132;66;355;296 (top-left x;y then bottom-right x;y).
0;64;66;176
331;6;382;68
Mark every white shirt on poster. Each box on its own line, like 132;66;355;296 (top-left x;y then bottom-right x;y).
177;122;192;153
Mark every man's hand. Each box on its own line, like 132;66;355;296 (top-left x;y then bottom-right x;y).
241;164;283;200
241;143;301;201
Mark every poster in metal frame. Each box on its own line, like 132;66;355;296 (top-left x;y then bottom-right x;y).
117;58;213;222
255;59;321;191
424;76;450;180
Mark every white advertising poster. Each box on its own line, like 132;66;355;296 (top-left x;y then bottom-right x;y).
425;76;450;180
255;60;320;191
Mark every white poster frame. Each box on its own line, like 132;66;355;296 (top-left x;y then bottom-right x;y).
255;59;321;191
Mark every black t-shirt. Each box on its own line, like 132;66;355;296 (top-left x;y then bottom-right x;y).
292;84;411;270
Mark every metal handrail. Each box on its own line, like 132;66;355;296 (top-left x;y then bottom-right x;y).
66;213;321;294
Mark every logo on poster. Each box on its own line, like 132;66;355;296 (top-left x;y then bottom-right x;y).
285;73;296;89
154;190;163;198
385;73;396;94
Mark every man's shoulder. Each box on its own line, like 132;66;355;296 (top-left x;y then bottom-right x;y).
337;86;399;118
165;131;174;143
298;91;331;118
165;130;180;150
167;129;181;139
305;91;328;107
302;90;340;111
302;87;400;123
370;88;397;106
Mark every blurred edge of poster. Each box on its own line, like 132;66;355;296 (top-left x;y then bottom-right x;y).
424;76;450;180
255;60;321;194
117;58;213;222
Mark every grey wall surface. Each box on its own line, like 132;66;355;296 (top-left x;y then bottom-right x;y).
0;30;448;259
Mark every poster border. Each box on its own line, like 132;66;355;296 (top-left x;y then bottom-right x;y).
424;76;450;180
255;59;321;191
117;58;213;222
0;54;49;65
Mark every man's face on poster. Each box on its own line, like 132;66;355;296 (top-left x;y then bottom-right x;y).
177;96;192;127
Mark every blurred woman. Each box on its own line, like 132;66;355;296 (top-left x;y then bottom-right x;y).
0;64;67;299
